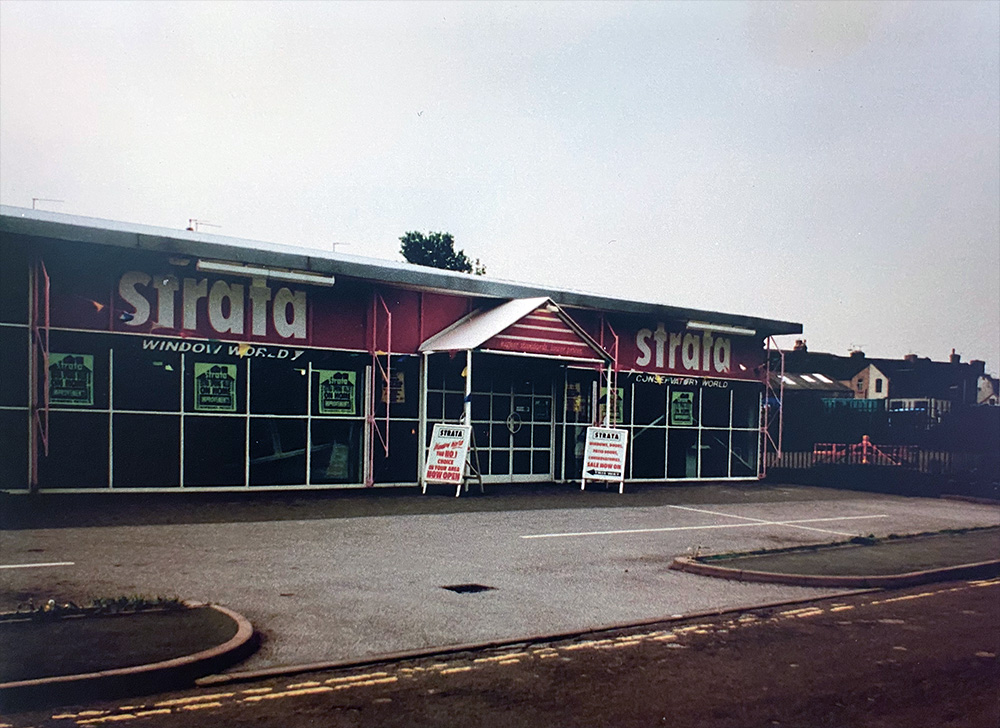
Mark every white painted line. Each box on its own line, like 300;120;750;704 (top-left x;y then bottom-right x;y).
668;504;885;536
0;561;75;569
521;514;887;540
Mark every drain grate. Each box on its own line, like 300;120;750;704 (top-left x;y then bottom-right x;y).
441;583;496;594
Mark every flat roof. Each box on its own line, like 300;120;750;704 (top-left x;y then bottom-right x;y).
0;205;802;336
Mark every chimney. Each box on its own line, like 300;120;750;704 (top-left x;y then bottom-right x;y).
849;349;865;359
793;339;807;352
903;353;918;363
949;349;961;364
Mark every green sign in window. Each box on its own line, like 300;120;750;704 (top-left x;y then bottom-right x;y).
194;362;237;412
670;391;695;426
317;370;357;415
49;353;94;406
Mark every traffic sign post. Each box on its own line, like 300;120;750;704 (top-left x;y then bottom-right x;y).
581;426;629;494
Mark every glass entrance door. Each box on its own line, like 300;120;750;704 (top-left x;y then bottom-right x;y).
469;356;555;483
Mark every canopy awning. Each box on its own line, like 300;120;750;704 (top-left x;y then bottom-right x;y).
419;297;611;363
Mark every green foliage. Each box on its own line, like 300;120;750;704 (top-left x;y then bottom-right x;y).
399;231;486;275
8;595;186;621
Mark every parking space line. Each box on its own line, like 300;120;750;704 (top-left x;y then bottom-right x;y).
668;504;885;536
521;514;887;539
0;561;75;569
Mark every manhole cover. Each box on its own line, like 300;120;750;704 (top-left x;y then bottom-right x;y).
441;584;496;594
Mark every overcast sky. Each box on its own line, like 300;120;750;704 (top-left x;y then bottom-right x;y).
2;1;998;370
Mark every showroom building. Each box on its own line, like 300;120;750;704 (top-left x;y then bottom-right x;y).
0;206;801;493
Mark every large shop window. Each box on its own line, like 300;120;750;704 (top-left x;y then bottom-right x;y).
114;348;181;412
310;419;362;484
183;416;246;486
38;411;109;488
251;359;308;415
0;409;28;490
114;413;180;487
666;428;699;479
250;418;307;485
0;326;28;407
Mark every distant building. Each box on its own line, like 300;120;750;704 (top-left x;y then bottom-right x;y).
771;341;995;447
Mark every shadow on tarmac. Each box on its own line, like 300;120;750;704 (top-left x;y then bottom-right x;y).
0;482;880;530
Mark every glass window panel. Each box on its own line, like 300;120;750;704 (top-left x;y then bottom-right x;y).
532;450;550;475
512;419;530;447
491;395;510;420
183;416;246;486
0;409;28;490
491;424;511;449
470;394;490;421
428;354;465;392
631;427;666;479
380;356;419;419
490;450;509;475
0;242;29;324
0;327;29;407
533;425;551;448
701;387;731;428
512;450;531;474
250;418;307;485
114;347;180;412
730;430;759;477
444;392;465;421
426;392;443;421
472;449;489;476
373;420;418;484
113;414;180;487
566;425;588;480
252;359;307;415
38;411;109;488
700;429;730;478
310;420;362;484
732;384;760;429
632;382;667;425
667;429;699;478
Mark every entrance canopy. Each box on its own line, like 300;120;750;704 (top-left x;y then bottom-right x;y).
419;297;611;363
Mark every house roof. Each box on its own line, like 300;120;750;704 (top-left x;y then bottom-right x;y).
772;372;854;393
1;205;802;336
776;348;987;401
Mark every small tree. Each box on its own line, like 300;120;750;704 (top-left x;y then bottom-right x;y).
399;231;486;275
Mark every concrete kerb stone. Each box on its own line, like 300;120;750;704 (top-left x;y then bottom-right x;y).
0;603;257;711
196;589;883;689
669;556;1000;589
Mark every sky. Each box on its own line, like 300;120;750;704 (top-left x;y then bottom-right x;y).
2;1;998;371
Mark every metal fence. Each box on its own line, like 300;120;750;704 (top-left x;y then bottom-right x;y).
766;449;995;475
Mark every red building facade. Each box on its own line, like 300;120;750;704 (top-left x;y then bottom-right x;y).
0;207;801;492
